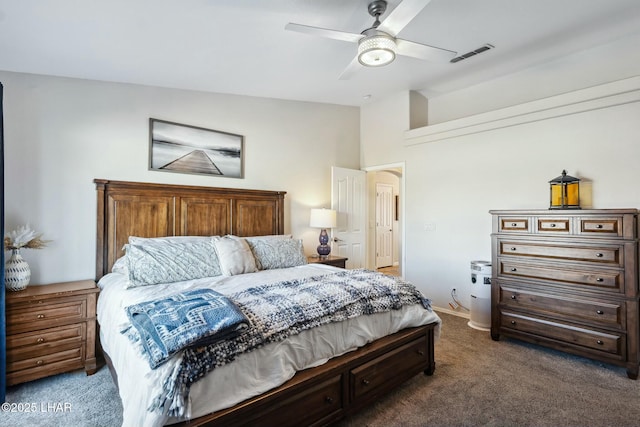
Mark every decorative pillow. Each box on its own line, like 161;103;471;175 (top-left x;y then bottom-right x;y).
125;238;221;288
244;234;292;242
212;235;258;276
247;238;307;270
112;256;128;275
129;235;215;244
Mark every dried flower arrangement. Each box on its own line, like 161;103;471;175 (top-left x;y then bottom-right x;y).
4;225;49;251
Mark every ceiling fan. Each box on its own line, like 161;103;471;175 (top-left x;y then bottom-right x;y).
285;0;456;79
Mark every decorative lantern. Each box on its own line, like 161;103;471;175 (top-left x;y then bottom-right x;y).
549;170;580;210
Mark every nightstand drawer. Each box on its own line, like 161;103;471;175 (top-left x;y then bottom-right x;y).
7;298;87;332
7;324;85;357
7;348;84;386
501;312;623;355
8;346;83;374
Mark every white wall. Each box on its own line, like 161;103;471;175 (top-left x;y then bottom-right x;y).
361;32;640;312
427;32;640;124
1;71;360;285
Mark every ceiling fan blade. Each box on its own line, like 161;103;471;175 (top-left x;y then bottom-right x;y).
378;0;433;35
395;39;456;62
338;57;361;80
285;23;363;43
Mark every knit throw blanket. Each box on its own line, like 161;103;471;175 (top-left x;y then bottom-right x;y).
151;269;432;417
123;288;250;369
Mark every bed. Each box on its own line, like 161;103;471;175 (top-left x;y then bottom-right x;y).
94;179;441;427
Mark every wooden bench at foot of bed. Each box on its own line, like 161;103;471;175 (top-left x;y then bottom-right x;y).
173;323;436;427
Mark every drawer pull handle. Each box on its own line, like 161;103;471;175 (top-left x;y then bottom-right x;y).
36;337;45;343
510;268;517;272
510;247;517;251
550;224;556;228
595;278;604;283
510;320;516;325
596;224;603;229
36;360;44;366
325;396;334;404
511;295;517;300
36;314;45;319
595;253;604;258
596;310;604;315
362;379;370;386
596;340;604;345
511;223;517;227
417;350;424;356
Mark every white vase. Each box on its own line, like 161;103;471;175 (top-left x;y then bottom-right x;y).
5;248;31;291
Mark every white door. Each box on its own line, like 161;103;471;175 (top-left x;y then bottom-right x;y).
331;166;366;269
375;183;393;268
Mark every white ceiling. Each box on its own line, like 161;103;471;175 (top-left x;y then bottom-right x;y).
1;0;639;106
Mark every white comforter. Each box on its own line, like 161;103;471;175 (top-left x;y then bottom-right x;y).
97;264;441;427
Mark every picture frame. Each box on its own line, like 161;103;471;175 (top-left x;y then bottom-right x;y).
149;118;244;178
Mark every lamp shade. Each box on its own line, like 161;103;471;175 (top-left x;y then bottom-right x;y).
310;208;337;229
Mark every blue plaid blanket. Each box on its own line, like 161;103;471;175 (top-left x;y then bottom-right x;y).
123;289;249;369
151;269;432;417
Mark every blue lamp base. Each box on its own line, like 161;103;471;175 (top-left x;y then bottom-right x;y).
317;229;331;257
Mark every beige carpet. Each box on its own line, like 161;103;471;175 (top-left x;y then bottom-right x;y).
6;311;640;426
337;311;640;427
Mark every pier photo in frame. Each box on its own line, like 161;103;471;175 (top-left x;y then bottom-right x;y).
149;119;244;178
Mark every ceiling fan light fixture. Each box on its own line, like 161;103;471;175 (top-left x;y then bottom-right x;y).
358;32;396;67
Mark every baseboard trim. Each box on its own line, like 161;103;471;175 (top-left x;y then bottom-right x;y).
433;306;470;319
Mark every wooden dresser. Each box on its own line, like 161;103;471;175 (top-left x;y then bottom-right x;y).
6;280;99;386
490;209;639;379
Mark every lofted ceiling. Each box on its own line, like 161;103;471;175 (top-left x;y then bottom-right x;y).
0;0;639;106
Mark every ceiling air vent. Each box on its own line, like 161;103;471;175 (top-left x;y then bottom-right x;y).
450;44;494;63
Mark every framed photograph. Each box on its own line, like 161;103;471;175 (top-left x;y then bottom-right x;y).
149;118;244;178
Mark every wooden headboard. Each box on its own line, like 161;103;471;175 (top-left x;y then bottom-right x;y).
95;179;286;280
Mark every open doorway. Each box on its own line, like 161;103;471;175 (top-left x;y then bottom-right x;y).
364;163;404;277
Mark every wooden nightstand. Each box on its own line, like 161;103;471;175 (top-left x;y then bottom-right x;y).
5;279;99;386
307;255;348;269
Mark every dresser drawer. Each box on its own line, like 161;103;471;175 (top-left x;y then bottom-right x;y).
7;323;85;359
499;260;623;293
501;311;623;356
578;217;622;237
7;298;87;333
537;217;570;233
499;284;624;328
498;217;530;233
498;240;622;266
350;336;428;401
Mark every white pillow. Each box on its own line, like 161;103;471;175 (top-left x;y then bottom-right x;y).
213;235;258;276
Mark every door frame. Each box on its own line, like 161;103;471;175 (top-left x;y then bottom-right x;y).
363;162;405;277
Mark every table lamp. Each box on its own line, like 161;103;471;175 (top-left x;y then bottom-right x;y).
309;208;337;257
